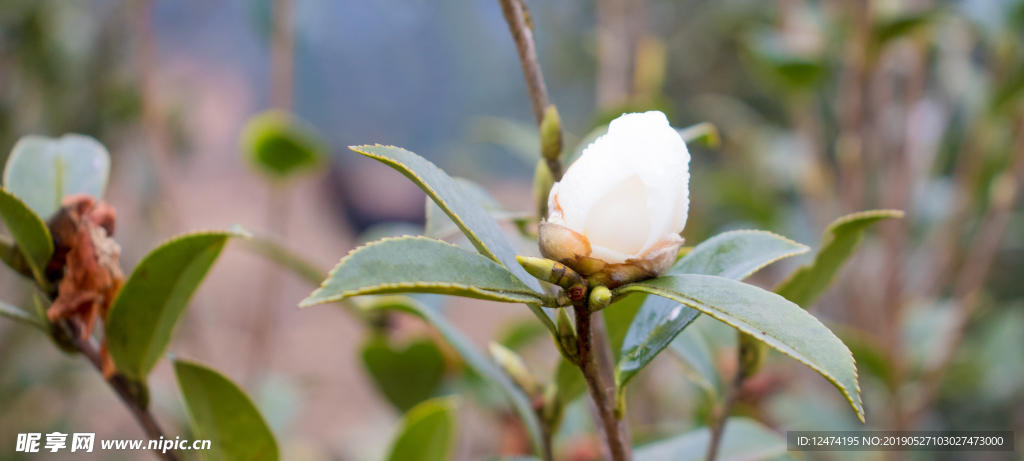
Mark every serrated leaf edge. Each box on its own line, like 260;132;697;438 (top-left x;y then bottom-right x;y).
351;145;504;266
774;209;904;298
616;278;865;422
300;235;544;307
672;229;810;279
822;209;904;240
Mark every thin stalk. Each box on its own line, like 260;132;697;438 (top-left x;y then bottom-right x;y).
497;0;563;181
70;327;180;461
704;371;744;461
573;303;632;461
247;186;292;377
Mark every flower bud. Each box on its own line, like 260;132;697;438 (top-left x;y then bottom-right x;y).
589;285;612;312
516;255;587;301
540;111;689;287
540;105;563;163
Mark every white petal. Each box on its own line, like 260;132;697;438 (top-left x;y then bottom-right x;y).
553;136;634;232
670;168;690;234
607;112;690;253
583;174;650;261
590;244;635;265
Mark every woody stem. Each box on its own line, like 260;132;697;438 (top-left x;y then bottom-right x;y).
573;303;632;461
69;325;180;461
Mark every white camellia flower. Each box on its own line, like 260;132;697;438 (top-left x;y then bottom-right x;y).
539;111;689;287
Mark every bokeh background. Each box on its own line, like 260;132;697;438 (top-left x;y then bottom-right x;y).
2;0;1023;460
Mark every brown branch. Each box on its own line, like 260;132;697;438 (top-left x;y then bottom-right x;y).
704;371;744;461
573;303;632;461
69;326;180;461
498;0;549;124
497;0;563;181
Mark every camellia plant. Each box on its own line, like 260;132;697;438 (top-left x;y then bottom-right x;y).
0;2;930;461
299;108;901;460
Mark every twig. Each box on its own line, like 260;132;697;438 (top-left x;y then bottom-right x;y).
497;0;563;181
497;0;549;125
704;371;744;461
69;326;180;461
573;303;632;461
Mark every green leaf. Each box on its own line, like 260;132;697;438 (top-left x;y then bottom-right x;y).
0;188;54;286
349;146;539;290
668;230;809;278
174;359;279;461
107;230;241;380
357;296;546;457
775;210;903;308
241;111;328;180
386;397;457;461
3;134;110;219
425;177;529;240
554;357;586;405
0;300;47;331
616;230;809;393
362;336;445;413
634;417;786;461
616;274;863;422
350;145;553;332
0;234;33;279
300;236;549;306
668;325;719;394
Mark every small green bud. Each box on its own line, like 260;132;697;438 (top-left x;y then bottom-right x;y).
489;342;543;396
738;332;767;379
540;105;563;163
533;159;554;218
589;286;612;312
556;308;579;363
516;255;587;301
